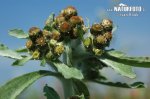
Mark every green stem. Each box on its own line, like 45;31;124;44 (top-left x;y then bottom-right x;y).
61;78;74;99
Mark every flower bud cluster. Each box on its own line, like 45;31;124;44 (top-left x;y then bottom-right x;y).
53;6;86;39
26;27;64;60
83;19;113;56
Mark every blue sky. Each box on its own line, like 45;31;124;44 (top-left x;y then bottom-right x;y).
0;0;150;91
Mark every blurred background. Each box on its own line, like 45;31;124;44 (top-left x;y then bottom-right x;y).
0;0;150;99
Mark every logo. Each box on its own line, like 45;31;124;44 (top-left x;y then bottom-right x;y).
107;3;144;16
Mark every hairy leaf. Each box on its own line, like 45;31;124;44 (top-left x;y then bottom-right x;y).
106;50;150;68
9;29;28;39
93;79;145;88
0;43;22;59
69;94;85;99
100;58;136;78
15;47;28;53
52;61;83;80
45;13;55;26
0;70;59;99
43;84;60;99
41;58;46;66
73;80;90;99
12;55;32;66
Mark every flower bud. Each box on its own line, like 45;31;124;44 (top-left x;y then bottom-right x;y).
101;19;113;31
103;32;112;41
95;35;106;44
43;30;51;39
49;39;57;47
55;15;66;25
46;51;53;60
51;30;61;40
59;21;71;33
93;48;103;56
61;6;78;19
32;50;40;59
54;44;65;55
90;24;104;36
83;37;92;48
69;16;83;27
36;37;46;46
26;40;33;49
29;27;41;37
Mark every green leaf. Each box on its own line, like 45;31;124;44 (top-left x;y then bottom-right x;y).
9;29;29;39
93;79;145;88
105;50;150;68
45;13;55;26
100;58;136;78
41;58;46;66
52;61;83;80
43;84;60;99
15;47;28;53
76;25;85;41
72;80;90;99
0;70;59;99
0;43;22;59
69;94;85;99
12;55;32;66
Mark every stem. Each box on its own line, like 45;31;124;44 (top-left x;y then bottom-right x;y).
61;78;74;99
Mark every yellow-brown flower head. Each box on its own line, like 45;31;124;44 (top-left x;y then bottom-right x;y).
43;30;51;38
55;15;66;25
26;40;33;49
103;32;112;41
96;35;106;44
101;19;113;31
90;24;104;36
51;30;61;40
54;44;65;55
70;16;84;27
61;6;78;19
29;27;41;37
36;37;46;46
59;21;71;33
32;50;40;59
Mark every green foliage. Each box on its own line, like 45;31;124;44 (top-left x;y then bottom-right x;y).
9;29;29;39
0;70;59;99
72;80;90;99
100;58;136;78
52;61;83;80
12;56;32;66
93;79;145;88
105;50;150;68
0;43;22;59
43;84;60;99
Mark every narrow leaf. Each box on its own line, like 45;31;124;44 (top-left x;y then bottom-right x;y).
12;55;32;66
100;58;136;78
69;94;85;99
73;80;90;99
0;70;59;99
52;61;83;80
93;79;145;88
9;29;29;39
106;50;150;68
45;13;55;26
15;47;28;53
0;43;22;59
43;84;60;99
41;58;46;66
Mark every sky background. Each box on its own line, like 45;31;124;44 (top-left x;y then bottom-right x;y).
0;0;150;98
